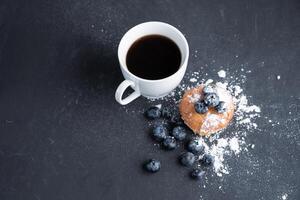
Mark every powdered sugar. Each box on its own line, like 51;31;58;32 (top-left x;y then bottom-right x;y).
189;77;197;82
188;93;201;103
218;70;226;78
209;139;230;176
236;96;261;113
193;135;241;176
193;138;230;175
155;104;162;109
178;70;260;176
205;79;214;85
142;68;261;177
233;94;261;130
282;193;288;200
210;76;260;175
201;114;226;133
231;85;243;96
229;137;240;154
215;84;232;104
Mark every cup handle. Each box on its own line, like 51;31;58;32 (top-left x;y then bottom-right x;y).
115;80;141;105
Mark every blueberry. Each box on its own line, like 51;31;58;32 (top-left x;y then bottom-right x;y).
144;159;161;173
161;107;172;119
194;101;208;114
203;85;215;94
200;154;214;166
152;124;167;141
215;101;226;113
162;136;177;150
145;106;161;119
179;152;196;167
187;139;205;154
190;169;205;180
204;93;219;107
172;126;187;141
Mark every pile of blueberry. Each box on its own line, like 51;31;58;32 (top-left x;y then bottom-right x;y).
195;85;226;114
143;105;214;180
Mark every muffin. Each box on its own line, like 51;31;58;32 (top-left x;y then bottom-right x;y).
179;84;234;136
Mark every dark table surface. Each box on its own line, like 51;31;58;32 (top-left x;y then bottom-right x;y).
0;0;299;199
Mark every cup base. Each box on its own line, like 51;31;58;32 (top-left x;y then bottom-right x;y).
142;92;172;100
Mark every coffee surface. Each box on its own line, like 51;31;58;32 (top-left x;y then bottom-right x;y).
126;35;181;80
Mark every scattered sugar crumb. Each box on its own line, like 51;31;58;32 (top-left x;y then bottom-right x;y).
190;78;197;83
239;118;251;124
277;75;281;80
282;193;288;200
217;70;226;78
155;104;162;109
229;137;240;154
205;79;214;85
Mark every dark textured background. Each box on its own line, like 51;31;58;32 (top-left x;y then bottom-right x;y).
0;0;299;199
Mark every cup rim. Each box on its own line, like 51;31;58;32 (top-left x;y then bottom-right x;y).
118;21;189;83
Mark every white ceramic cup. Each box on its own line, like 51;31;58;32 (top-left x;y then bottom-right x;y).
115;21;189;105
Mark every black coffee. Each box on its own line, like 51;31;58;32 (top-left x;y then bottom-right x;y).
126;35;181;80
